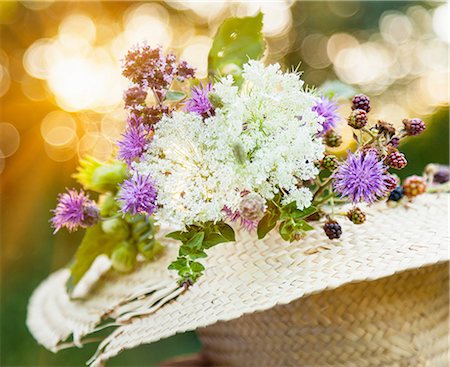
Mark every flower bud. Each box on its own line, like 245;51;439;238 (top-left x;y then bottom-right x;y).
137;239;164;261
239;193;265;221
111;242;137;273
91;161;128;193
101;218;130;241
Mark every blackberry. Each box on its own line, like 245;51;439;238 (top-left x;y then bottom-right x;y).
385;148;407;170
402;118;426;136
351;94;371;112
324;130;342;148
388;186;404;202
348;109;368;129
323;220;342;240
403;176;427;198
321;154;338;171
384;174;399;191
347;207;366;225
434;168;450;184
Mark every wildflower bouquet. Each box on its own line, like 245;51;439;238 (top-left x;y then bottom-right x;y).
51;13;443;294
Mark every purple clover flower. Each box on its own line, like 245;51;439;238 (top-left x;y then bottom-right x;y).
185;83;214;117
51;189;99;233
223;206;257;232
117;123;150;166
333;150;390;204
312;96;341;135
118;174;157;216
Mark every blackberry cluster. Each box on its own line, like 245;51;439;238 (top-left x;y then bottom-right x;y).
348;109;368;129
388;186;404;202
321;154;338;171
323;220;342;240
324;130;342;148
385;149;407;170
403;176;427;198
402;118;426;136
347;208;366;224
351;94;371;112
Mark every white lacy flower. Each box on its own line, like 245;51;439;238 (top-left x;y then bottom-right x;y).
133;61;324;229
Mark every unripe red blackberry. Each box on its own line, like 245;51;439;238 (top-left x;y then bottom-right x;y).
346;207;366;225
403;176;427;198
348;109;368;129
324;130;342;147
402;118;426;136
385;149;407;170
321;154;338;171
351;94;371;112
384;174;399;191
323;220;342;240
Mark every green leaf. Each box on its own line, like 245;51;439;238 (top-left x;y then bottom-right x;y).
257;213;278;239
185;232;205;249
166;231;188;241
216;222;235;241
190;261;205;272
67;224;117;293
278;221;291;242
165;90;186;102
208;12;265;76
295;219;314;232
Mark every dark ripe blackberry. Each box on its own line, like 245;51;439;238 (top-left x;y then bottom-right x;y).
352;94;371;112
324;130;342;148
434;169;450;184
346;207;366;225
321;154;339;171
388;186;404;202
402;118;426;136
347;109;368;129
385;149;407;170
323;220;342;240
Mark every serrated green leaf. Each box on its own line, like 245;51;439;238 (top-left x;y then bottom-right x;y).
67;224;118;292
208;12;265;76
165;90;186;102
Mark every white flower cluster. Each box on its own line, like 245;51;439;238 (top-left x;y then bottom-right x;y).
133;61;324;229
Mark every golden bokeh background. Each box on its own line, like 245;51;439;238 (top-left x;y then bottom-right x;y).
1;1;448;366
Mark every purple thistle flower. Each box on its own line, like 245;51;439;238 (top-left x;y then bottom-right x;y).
117;123;150;166
118;174;157;216
333;150;390;204
312;96;341;135
51;189;99;233
223;206;257;232
185;83;214;117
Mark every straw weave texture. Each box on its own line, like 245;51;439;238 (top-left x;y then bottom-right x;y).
26;194;449;366
199;264;449;367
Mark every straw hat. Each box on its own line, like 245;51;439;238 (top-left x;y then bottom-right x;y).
27;194;449;366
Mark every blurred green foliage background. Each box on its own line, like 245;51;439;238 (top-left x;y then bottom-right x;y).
1;1;448;366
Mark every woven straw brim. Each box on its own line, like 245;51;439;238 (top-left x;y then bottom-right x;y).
27;194;449;366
